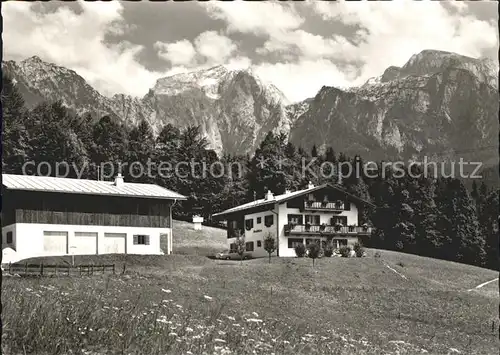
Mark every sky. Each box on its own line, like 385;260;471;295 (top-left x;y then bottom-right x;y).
3;0;498;103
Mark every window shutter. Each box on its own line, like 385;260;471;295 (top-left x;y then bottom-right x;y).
133;235;138;245
146;235;150;245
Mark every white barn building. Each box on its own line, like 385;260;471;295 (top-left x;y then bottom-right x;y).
1;173;186;264
212;183;375;258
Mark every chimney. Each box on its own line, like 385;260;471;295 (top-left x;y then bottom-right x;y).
265;190;274;200
308;181;314;189
114;173;124;187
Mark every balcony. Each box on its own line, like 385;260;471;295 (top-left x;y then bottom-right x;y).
284;224;372;236
303;201;347;212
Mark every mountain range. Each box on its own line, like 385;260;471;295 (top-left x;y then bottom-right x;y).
2;50;498;168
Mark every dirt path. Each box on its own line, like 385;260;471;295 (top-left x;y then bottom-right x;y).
467;278;498;292
384;263;408;280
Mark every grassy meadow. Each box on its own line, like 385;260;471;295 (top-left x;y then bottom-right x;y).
2;221;499;355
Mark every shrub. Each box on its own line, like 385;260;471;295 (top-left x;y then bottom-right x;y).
307;242;321;267
263;233;277;264
374;251;381;258
339;246;351;258
294;243;306;258
323;242;334;257
353;242;364;258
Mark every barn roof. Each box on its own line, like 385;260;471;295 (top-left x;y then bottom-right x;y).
212;183;375;218
2;174;186;200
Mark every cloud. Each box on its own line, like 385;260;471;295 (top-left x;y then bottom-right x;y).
154;39;197;66
2;1;162;97
253;60;354;103
308;0;498;83
155;31;238;68
257;30;358;60
203;1;304;36
194;31;238;63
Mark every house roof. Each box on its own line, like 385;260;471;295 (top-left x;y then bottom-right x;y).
212;183;375;218
2;174;186;200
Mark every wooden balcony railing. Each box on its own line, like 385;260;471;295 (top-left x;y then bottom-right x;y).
284;224;372;236
304;201;346;211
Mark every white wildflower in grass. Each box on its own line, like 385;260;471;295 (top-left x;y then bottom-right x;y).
232;324;241;327
161;289;172;293
252;312;259;317
186;327;194;332
218;331;226;335
214;339;226;343
192;335;201;339
226;316;235;321
118;333;123;337
246;318;263;323
168;332;178;337
176;304;183;309
203;295;213;300
283;340;290;344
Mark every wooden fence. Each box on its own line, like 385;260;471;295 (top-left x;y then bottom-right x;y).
4;263;116;277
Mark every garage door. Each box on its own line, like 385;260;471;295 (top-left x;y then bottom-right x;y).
73;232;98;255
43;231;68;254
103;233;126;254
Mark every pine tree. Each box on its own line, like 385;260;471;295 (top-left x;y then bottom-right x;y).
26;101;88;177
436;178;486;265
91;115;128;179
478;189;499;269
311;144;318;158
2;74;29;173
127;119;156;183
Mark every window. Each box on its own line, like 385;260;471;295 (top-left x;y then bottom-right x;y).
334;200;344;210
6;231;13;244
331;216;347;226
230;243;237;253
344;200;351;211
245;242;254;252
334;239;348;247
288;238;303;249
256;217;262;224
257;241;262;247
245;219;254;231
305;215;320;225
264;215;274;227
306;238;321;245
133;235;150;245
287;214;303;224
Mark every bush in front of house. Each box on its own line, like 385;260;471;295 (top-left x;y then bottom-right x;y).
294;243;306;257
339;246;351;258
323;242;334;257
307;242;321;261
353;242;365;258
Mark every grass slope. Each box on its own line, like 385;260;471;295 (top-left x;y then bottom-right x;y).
172;220;227;256
3;247;499;354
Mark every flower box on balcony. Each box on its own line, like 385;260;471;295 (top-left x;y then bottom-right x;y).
348;225;355;232
305;223;311;231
